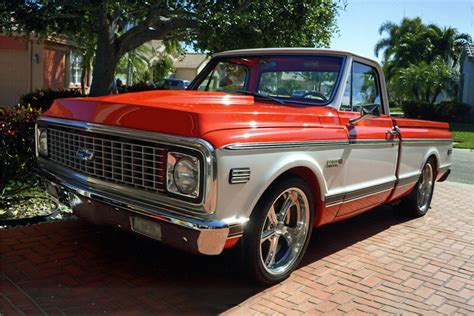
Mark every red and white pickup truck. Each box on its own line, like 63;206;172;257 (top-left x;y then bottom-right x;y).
37;48;452;283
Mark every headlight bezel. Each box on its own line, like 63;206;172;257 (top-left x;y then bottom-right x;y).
37;127;48;157
166;151;202;200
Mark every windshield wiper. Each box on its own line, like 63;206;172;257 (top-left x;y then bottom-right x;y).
236;90;286;105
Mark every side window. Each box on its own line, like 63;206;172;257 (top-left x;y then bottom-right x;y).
340;72;351;111
197;62;247;93
340;62;383;114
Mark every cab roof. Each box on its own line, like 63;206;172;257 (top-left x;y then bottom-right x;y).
213;48;379;66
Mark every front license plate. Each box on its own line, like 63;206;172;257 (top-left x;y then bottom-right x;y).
45;182;59;198
130;216;162;240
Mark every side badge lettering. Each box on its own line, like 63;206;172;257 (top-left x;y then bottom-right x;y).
327;158;343;168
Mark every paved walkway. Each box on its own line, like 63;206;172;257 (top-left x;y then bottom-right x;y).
450;149;474;185
1;182;473;315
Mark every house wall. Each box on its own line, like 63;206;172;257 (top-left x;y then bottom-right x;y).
461;57;474;121
0;36;29;105
197;62;208;75
0;35;74;106
31;41;44;91
43;42;67;90
174;68;197;81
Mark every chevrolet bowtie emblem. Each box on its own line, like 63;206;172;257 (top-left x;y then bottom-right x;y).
77;148;94;161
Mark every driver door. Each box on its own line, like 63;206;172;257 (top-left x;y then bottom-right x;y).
337;61;399;218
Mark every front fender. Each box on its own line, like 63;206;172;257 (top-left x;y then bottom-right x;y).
213;148;342;222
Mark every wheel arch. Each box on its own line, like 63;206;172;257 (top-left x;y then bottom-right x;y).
246;160;327;227
422;148;440;177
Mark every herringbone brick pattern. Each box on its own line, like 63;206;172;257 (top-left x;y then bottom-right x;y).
227;182;474;315
0;182;473;315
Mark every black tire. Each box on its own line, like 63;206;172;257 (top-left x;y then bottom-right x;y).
241;176;314;285
400;158;436;217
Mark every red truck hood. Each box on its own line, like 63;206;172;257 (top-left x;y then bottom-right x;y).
44;90;339;139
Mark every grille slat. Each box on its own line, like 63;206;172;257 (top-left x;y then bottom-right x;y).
47;127;166;193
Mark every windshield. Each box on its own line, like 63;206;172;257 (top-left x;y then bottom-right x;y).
190;55;344;105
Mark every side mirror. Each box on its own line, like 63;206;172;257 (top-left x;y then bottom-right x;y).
349;104;381;125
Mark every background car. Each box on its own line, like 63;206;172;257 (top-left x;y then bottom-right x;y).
156;79;191;90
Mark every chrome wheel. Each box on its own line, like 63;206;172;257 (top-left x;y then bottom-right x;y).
259;187;310;276
417;163;434;211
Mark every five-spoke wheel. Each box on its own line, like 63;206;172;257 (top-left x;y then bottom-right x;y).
417;162;434;212
400;158;436;217
242;177;313;284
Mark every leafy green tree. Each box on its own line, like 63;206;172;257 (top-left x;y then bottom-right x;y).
428;25;472;68
375;17;471;79
374;17;471;103
1;0;344;96
116;44;152;85
391;58;450;104
152;55;175;81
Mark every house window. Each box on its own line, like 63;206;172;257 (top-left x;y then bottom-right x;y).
70;51;82;85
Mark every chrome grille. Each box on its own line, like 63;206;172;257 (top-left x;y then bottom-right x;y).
47;127;166;193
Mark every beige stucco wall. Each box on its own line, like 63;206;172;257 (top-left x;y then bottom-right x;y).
31;41;44;91
174;68;198;81
0;49;29;105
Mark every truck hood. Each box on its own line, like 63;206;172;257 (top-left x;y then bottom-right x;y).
44;90;339;141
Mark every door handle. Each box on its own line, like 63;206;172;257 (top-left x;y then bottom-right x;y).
386;126;401;137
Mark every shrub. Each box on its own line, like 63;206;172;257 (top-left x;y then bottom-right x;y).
401;101;471;122
434;101;471;122
117;81;164;93
401;101;426;119
0;105;43;194
19;88;83;111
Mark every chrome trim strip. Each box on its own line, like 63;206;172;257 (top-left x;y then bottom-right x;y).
226;137;454;151
344;181;395;202
324;193;345;206
37;116;218;214
224;138;401;151
401;138;453;145
398;174;421;187
224;140;349;150
325;180;396;206
349;139;400;145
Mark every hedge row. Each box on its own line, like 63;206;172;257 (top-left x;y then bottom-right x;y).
19;88;84;111
19;82;165;111
401;101;471;122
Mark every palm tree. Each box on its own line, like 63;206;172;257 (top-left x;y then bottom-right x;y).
116;44;153;85
375;17;471;103
427;25;472;68
374;17;434;80
392;58;450;104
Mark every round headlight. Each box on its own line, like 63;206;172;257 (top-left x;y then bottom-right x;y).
173;157;199;195
38;129;48;156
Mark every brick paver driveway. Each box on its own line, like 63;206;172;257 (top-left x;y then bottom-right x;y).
1;182;473;315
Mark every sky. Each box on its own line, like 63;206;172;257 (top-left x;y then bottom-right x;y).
330;0;474;61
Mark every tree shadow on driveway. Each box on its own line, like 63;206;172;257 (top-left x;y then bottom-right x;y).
0;204;413;314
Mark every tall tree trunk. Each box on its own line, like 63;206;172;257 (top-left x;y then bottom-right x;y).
89;10;119;97
80;56;88;95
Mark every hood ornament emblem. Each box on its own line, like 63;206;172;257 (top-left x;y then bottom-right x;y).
77;148;94;161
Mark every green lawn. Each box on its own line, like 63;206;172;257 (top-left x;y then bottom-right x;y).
389;107;403;113
450;122;474;149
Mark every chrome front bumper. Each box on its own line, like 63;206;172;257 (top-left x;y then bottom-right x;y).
40;170;231;255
